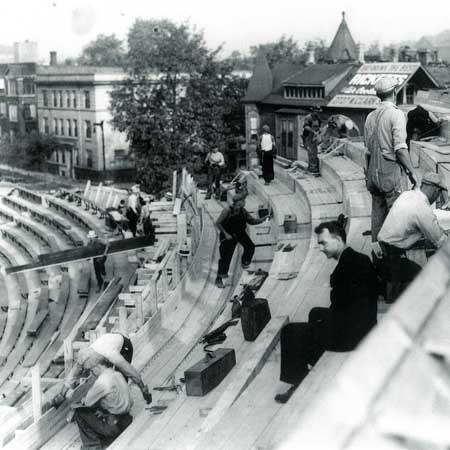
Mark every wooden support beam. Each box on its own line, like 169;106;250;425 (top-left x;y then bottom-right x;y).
31;364;42;423
119;306;128;335
83;180;91;198
136;292;144;327
63;338;73;378
172;170;177;206
129;285;145;293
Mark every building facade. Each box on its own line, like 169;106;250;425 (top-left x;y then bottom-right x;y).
0;63;37;139
13;40;38;63
36;65;131;179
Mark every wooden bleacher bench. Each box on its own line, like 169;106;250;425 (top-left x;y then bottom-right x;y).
77;262;91;297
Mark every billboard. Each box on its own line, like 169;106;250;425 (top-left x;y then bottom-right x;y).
328;63;420;109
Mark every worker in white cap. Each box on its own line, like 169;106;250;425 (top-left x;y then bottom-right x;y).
378;171;448;302
364;75;420;244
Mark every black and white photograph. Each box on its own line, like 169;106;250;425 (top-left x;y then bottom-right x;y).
0;1;450;449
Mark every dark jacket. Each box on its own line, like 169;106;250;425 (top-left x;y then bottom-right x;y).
328;247;378;351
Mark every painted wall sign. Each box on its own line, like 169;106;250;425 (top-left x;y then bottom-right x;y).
328;63;420;109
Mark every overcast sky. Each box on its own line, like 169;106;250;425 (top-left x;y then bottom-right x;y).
3;0;450;62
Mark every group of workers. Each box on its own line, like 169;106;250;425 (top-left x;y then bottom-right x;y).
274;74;449;403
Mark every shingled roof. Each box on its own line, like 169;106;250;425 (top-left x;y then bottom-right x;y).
326;12;357;63
243;51;273;102
283;63;353;86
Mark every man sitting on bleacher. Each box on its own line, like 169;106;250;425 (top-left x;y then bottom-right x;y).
275;218;378;403
72;356;133;450
57;332;152;405
377;171;448;302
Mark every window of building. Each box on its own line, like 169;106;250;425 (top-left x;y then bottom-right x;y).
283;86;324;100
8;104;18;122
23;79;35;95
73;119;78;137
59;91;63;108
8;80;17;96
54;118;58;134
86;149;93;168
66;91;71;108
67;119;72;136
0;102;6;116
43;117;49;134
61;150;66;164
43;90;48;107
85;120;92;139
73;91;77;108
53;90;58;107
60;118;64;136
114;149;127;160
84;90;90;109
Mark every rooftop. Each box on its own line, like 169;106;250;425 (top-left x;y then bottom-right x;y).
37;65;125;76
326;12;358;63
283;63;354;86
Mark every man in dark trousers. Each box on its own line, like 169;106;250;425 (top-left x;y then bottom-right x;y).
258;125;276;185
215;195;270;288
275;218;378;403
88;230;109;293
72;357;133;450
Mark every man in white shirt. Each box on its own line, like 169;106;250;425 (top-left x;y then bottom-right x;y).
126;185;141;237
364;76;419;243
258;125;276;185
205;145;225;200
73;358;133;450
378;171;448;301
59;332;152;404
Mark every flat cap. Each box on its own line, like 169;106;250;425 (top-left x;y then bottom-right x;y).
374;76;398;95
422;171;447;191
87;230;97;239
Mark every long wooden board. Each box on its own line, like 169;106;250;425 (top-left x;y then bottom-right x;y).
5;235;156;274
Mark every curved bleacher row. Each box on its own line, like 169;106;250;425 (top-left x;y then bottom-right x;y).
91;152;369;450
2;172;209;450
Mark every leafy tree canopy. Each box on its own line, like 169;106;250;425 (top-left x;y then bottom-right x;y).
110;19;247;195
78;34;126;67
250;35;304;68
0;132;59;171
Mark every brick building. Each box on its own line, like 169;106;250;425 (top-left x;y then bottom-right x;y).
36;58;131;180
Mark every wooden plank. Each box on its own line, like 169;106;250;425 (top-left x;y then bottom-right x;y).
31;364;42;422
6;235;156;274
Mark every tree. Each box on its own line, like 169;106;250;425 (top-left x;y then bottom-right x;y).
250;36;303;68
110;19;248;195
0;132;59;171
78;34;125;67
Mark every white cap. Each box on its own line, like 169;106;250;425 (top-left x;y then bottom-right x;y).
87;230;97;239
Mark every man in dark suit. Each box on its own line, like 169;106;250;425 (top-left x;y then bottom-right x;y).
275;218;378;403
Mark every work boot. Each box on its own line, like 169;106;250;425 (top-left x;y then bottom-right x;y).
215;276;225;288
274;384;298;404
242;262;250;269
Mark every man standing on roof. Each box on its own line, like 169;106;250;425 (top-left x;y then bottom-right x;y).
378;171;448;302
275;217;378;403
215;195;270;288
364;76;420;243
72;357;133;450
302;109;322;177
258;125;276;185
56;332;152;405
88;230;109;293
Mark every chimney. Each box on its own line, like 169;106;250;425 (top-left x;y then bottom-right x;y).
307;45;315;65
392;47;399;63
357;43;365;64
50;51;57;66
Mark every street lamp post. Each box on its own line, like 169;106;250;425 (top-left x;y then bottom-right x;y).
93;120;106;171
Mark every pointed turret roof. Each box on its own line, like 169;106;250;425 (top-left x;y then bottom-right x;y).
326;12;357;63
243;51;273;102
415;36;435;51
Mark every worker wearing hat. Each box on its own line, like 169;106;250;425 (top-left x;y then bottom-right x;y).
364;76;420;244
204;144;225;200
378;171;448;302
215;195;271;288
258;125;276;185
88;230;109;293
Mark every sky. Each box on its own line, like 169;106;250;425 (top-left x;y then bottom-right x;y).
3;0;450;62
